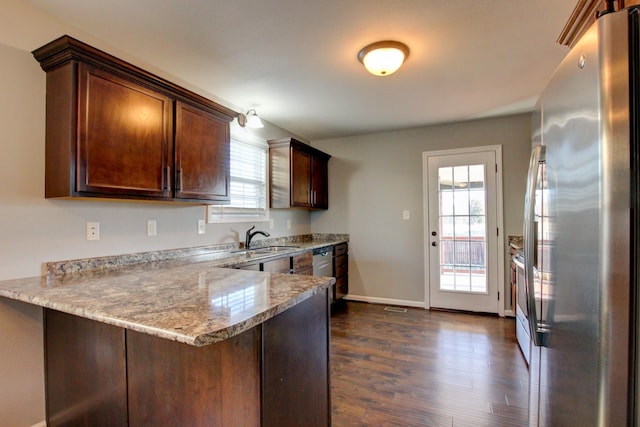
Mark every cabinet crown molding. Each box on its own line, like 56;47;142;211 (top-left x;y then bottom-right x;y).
34;35;233;204
33;35;237;121
267;137;331;161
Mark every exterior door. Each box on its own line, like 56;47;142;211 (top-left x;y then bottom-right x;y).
424;147;502;313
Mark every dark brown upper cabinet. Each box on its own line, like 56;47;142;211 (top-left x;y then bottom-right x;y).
33;35;235;204
268;138;330;210
174;101;230;201
76;64;173;199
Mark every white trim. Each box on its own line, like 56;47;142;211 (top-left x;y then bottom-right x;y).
344;294;427;309
30;422;46;427
495;146;505;317
423;155;431;310
504;309;515;318
422;144;506;317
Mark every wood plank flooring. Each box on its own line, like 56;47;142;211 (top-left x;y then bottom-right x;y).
330;302;529;427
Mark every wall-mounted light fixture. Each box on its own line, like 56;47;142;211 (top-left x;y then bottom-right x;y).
357;40;410;76
237;109;264;128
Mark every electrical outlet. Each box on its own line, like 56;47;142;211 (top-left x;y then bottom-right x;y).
286;219;291;230
269;218;275;230
86;222;100;240
147;220;157;236
403;210;410;220
197;219;206;234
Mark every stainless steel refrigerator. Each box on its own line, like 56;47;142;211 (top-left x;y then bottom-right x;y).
524;6;640;426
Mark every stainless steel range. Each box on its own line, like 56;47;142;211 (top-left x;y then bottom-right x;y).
512;253;529;365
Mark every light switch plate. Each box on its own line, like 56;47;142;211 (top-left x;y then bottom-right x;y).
197;219;206;234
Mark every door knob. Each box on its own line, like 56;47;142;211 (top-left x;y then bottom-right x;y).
431;231;437;236
432;242;437;247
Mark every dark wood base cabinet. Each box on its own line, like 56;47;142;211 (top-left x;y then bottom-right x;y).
43;290;330;427
332;243;349;302
263;288;330;426
44;309;128;426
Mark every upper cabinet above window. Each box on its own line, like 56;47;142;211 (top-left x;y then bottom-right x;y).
268;138;331;210
33;35;235;204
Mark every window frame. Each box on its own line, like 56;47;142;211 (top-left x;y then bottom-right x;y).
206;130;269;224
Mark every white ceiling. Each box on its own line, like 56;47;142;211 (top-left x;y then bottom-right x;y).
23;0;577;141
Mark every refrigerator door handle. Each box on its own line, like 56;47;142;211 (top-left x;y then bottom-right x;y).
524;144;549;347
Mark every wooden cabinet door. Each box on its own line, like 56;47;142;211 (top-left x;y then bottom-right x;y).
262;290;330;426
175;101;230;202
333;243;348;301
334;253;348;278
292;251;313;275
311;154;328;209
268;138;330;210
290;146;311;207
127;328;260;427
45;310;128;427
77;64;172;198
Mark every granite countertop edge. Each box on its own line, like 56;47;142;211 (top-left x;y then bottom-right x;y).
0;233;346;347
0;279;334;347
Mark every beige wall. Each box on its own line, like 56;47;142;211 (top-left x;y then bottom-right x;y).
310;114;532;307
0;6;307;423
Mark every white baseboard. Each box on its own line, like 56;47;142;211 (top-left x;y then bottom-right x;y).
343;295;515;318
30;422;46;427
343;294;426;309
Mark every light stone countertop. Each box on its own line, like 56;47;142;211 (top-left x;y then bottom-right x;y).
509;235;523;251
0;234;346;347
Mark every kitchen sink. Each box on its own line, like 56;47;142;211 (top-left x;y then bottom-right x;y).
249;245;299;254
230;246;299;256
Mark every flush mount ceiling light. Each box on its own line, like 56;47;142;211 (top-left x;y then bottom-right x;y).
357;40;410;76
237;108;264;128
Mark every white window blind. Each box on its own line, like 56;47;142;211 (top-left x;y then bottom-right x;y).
207;133;268;222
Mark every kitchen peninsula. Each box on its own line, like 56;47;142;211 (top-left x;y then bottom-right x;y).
0;235;346;426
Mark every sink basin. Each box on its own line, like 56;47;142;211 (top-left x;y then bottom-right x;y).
250;245;299;254
230;246;299;256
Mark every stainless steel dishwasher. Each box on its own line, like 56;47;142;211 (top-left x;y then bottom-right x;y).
312;246;333;276
313;245;334;301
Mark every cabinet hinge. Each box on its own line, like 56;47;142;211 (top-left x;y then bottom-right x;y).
497;227;499;236
495;164;498;173
498;291;500;301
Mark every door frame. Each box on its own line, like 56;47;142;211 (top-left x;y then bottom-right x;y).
422;145;505;316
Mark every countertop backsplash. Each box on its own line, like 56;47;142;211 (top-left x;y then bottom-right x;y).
46;233;349;276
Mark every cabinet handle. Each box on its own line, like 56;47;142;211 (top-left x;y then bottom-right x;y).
165;166;170;191
177;168;183;192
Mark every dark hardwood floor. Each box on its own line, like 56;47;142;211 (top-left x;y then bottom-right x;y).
330;301;529;427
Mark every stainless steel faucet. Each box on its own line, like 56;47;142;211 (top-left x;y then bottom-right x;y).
245;225;270;249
